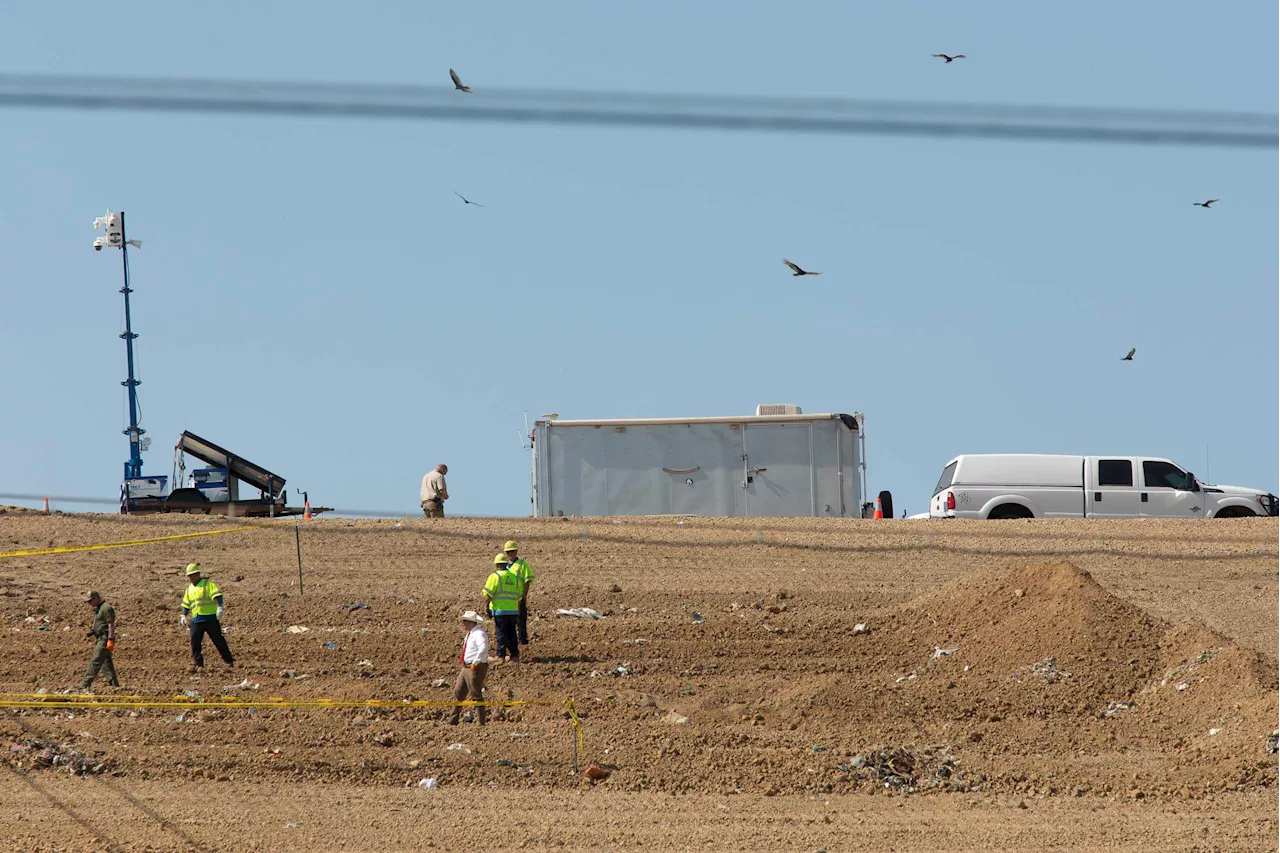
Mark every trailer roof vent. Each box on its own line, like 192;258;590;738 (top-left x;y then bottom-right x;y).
755;403;802;416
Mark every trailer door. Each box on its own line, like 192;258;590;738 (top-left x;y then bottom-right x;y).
742;423;815;516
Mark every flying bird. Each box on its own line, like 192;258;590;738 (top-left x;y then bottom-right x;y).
1192;199;1220;208
450;69;471;93
454;192;484;207
783;259;822;277
1121;348;1136;361
933;54;966;63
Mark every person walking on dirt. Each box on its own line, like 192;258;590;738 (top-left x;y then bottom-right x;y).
483;554;524;663
180;563;235;673
447;610;490;725
420;464;449;518
80;591;120;690
502;540;536;647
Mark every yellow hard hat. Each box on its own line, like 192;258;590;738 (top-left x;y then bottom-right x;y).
493;554;509;565
503;540;519;552
185;562;201;576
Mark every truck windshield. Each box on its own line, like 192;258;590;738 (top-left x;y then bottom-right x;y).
934;462;958;495
1143;460;1194;490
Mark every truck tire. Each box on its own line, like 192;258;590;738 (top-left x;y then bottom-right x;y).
878;491;894;520
988;503;1033;520
1215;506;1256;518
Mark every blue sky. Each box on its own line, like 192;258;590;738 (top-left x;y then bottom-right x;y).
1;2;1276;517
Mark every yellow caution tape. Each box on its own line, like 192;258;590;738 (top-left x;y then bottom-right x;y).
0;519;295;559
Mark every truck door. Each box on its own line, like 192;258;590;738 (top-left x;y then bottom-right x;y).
1089;458;1141;518
742;423;815;516
1139;460;1205;518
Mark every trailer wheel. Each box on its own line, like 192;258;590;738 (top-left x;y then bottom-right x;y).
878;491;894;521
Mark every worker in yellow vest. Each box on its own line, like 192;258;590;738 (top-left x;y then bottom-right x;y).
179;563;236;673
502;540;536;647
483;554;524;663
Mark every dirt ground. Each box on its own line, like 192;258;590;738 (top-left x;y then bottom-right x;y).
1;510;1276;851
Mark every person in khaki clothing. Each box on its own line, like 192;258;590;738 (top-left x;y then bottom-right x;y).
81;591;120;690
447;610;489;725
420;464;449;518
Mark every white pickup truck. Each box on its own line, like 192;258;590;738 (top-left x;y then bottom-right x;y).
930;454;1277;520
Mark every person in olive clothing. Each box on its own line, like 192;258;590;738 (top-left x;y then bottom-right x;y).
80;590;120;689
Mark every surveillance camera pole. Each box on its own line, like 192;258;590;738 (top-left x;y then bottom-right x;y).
118;212;145;482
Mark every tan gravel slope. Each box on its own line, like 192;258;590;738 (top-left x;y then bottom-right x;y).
1;512;1276;850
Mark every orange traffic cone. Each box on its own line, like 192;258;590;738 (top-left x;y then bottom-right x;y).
303;499;312;520
873;496;884;520
42;497;50;514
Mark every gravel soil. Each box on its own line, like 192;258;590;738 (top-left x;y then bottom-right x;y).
1;510;1276;851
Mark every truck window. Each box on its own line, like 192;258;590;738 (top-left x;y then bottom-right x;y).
1143;460;1193;490
934;462;957;495
1097;459;1133;487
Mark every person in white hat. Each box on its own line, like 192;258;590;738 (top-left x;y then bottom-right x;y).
447;610;490;725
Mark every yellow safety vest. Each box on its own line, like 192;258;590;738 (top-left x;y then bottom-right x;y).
182;579;222;617
484;569;524;614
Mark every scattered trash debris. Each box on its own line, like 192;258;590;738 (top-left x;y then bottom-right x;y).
356;660;373;667
1104;702;1131;718
1014;656;1071;684
664;711;691;725
20;737;107;776
1209;728;1222;736
431;679;449;688
811;745;828;752
183;690;201;699
1266;732;1278;754
283;823;300;829
343;603;370;613
690;612;705;624
324;643;337;650
588;671;602;678
445;743;470;752
930;647;959;660
1176;682;1189;692
583;764;611;781
418;777;438;789
624;638;649;645
556;608;604;619
285;626;310;634
895;673;918;683
853;623;870;635
225;678;260;691
612;663;632;677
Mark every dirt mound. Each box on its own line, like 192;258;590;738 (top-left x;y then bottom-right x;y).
776;561;1278;796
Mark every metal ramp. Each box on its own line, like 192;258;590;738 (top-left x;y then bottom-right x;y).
177;431;286;501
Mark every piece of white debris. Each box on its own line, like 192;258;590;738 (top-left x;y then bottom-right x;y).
556;608;604;619
418;777;438;789
853;623;869;635
930;647;959;660
285;625;310;634
1176;682;1189;692
444;743;469;752
1209;728;1222;736
895;672;918;683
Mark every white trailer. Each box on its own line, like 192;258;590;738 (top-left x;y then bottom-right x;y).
529;406;867;518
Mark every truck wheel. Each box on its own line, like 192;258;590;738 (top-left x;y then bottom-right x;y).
878;491;894;520
1215;507;1256;518
988;504;1033;520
